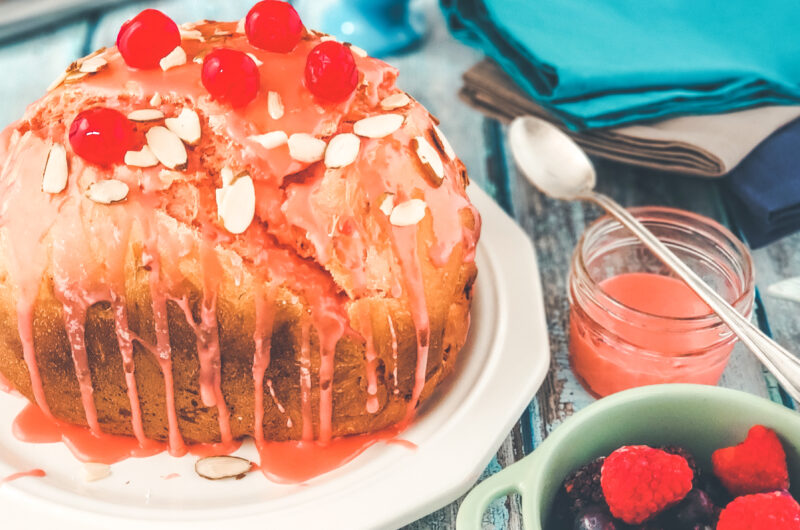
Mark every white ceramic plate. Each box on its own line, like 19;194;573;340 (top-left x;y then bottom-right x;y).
0;186;550;530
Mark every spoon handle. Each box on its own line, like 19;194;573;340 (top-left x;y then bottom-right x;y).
586;191;800;404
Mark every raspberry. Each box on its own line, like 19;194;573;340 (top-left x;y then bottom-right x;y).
116;9;180;69
563;456;606;512
69;108;132;166
246;0;304;53
717;491;800;530
712;425;789;496
601;445;693;524
304;41;358;102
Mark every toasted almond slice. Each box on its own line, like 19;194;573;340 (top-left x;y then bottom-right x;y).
64;71;89;84
165;108;202;146
324;133;360;168
179;28;204;41
220;167;235;186
160;46;187;71
128;109;165;122
249;131;288;149
379;194;394;216
215;187;227;211
246;52;263;67
82;463;111;482
213;29;233;37
236;18;246;34
124;145;159;168
195;455;252;480
146;126;187;170
219;174;256;234
288;133;326;163
320;34;337;42
47;69;70;92
389;199;427;227
42;143;68;194
86;179;129;204
413;136;444;186
79;55;108;74
380;93;411;111
149;93;163;107
432;124;456;161
348;44;368;58
353;114;404;139
267;91;284;120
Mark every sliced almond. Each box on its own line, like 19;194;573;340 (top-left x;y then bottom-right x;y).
348;44;368;58
413;136;444;186
249;131;288;150
324;133;360;168
380;93;411;111
432;124;455;161
42;143;68;194
353;114;404;139
379;194;394;216
165;108;202;146
128;109;165;122
82;462;111;482
160;46;187;71
219;174;256;234
149;93;163;107
47;69;70;92
267;91;284;120
215;187;227;211
146;126;187;170
124;145;159;168
179;28;204;41
320;34;337;42
288;133;326;163
220;167;235;186
246;52;263;67
236;18;246;34
389;199;427;227
86;179;129;204
64;71;89;84
195;455;252;480
79;55;108;74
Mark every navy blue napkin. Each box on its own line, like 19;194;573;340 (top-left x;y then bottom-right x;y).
727;118;800;248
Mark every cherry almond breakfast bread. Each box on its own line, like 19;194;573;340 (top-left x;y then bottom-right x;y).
0;3;479;452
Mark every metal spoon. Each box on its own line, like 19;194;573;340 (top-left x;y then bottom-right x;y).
508;115;800;404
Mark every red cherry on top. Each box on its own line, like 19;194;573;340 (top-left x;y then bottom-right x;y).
117;9;180;69
202;49;261;108
246;0;304;53
69;108;132;166
305;41;358;103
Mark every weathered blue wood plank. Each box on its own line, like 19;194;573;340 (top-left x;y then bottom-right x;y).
0;21;91;128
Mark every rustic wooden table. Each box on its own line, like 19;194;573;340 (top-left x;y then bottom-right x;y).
1;1;797;528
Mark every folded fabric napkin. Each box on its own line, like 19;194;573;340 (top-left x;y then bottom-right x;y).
443;0;800;130
727;118;800;248
462;60;800;177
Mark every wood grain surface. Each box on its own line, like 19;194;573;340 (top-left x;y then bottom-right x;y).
0;1;796;528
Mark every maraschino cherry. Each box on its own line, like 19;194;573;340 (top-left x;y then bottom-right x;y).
202;49;261;108
246;0;304;53
69;108;132;166
117;9;180;69
305;41;358;103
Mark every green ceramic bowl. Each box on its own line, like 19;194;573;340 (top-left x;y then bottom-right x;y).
456;384;800;529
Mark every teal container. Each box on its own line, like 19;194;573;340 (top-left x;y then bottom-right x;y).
457;384;800;529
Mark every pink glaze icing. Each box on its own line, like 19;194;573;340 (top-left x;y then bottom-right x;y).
0;19;480;479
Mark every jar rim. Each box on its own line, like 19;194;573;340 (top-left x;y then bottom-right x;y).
572;206;755;326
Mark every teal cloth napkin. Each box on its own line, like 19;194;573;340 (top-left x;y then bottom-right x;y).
442;0;800;130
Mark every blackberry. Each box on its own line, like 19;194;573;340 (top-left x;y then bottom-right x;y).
661;446;700;486
564;456;606;512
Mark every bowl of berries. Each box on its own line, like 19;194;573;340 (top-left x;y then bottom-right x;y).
456;384;800;529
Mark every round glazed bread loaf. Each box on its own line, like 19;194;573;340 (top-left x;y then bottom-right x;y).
0;15;479;452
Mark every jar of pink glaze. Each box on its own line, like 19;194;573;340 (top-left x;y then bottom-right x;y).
567;207;755;398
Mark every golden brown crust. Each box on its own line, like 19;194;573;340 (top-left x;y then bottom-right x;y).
0;213;476;443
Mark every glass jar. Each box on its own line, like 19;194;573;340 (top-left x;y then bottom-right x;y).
568;207;755;398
